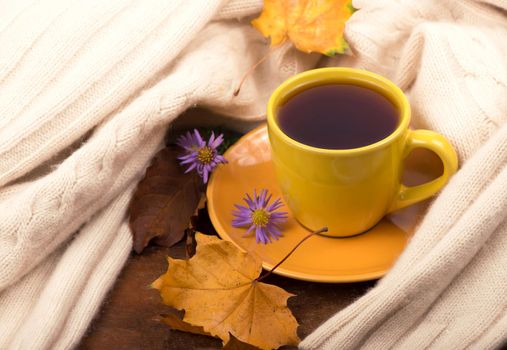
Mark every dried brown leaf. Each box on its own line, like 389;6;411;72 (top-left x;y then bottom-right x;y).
224;334;263;350
129;146;201;253
152;234;300;350
159;313;211;337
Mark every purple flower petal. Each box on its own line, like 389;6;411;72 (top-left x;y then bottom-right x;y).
266;198;282;211
208;131;216;147
270;212;288;218
234;204;249;211
244;193;255;208
243;225;255;237
184;163;197;173
231;189;288;245
177;130;201;151
210;134;224;148
180;157;196;165
193;129;205;147
267;224;282;238
256;226;266;244
216;155;227;163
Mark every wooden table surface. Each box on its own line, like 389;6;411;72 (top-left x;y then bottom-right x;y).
79;237;374;350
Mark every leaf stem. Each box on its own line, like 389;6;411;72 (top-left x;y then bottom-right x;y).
233;46;277;97
185;227;194;260
256;227;328;282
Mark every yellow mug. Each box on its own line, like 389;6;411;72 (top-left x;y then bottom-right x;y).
267;68;458;237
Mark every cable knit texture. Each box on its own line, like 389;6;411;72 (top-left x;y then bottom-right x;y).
1;0;507;349
0;0;318;348
301;0;507;349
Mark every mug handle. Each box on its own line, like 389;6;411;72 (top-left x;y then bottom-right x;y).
388;129;458;213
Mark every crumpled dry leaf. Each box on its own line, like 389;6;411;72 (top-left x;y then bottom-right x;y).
152;234;300;350
159;313;211;337
159;313;262;350
252;0;354;56
129;146;201;253
224;334;262;350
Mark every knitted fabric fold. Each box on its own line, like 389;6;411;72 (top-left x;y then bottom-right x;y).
0;1;317;348
2;0;507;348
301;0;507;348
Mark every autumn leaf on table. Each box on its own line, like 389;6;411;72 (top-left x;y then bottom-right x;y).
224;334;263;350
129;146;201;253
160;313;262;350
252;0;355;56
152;233;300;350
159;313;211;337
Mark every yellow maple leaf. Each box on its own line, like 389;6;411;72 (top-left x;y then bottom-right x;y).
252;0;354;56
152;233;300;350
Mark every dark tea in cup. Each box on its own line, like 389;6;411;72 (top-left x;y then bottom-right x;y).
277;84;399;150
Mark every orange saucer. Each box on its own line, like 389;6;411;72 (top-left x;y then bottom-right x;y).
207;125;442;282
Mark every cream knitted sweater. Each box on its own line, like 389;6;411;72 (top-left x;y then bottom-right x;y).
302;0;507;349
0;0;318;348
0;0;506;349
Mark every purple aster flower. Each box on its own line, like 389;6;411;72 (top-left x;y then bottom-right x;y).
232;189;288;244
177;129;227;183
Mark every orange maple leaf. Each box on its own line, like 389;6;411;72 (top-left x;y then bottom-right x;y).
152;233;300;350
252;0;355;56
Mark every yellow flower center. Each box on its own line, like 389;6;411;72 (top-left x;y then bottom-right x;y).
251;209;270;227
197;146;213;164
